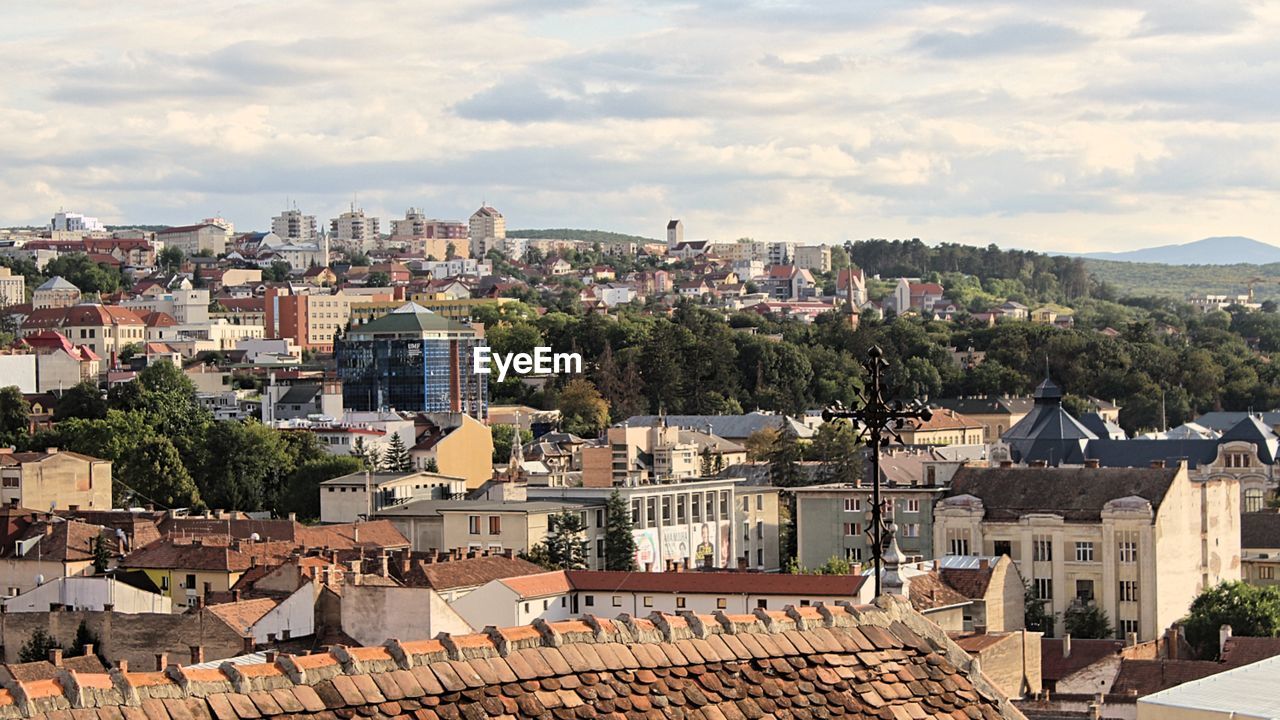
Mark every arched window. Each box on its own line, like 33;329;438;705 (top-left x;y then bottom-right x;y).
1244;488;1265;513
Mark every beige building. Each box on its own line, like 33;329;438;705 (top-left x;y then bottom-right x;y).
374;499;605;560
157;223;228;256
20;303;146;357
319;470;467;523
0;449;113;512
792;244;832;273
0;267;24;307
330;208;381;252
32;276;81;309
900;408;985;446
933;396;1034;442
934;462;1240;642
408;412;494;489
467;205;505;258
582;424;747;487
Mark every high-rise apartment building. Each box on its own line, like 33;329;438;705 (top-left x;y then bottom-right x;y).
271;208;318;242
468;206;505;258
50;211;105;233
0;267;25;307
391;208;468;258
330;208;381;252
335;302;488;419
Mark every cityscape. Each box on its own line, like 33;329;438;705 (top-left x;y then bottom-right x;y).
2;3;1280;720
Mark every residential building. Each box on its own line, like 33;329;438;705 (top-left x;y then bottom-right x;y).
119;536;294;609
3;575;171;613
0;353;36;393
334;302;488;419
0;448;113;512
319;470;467;523
270;208;317;242
0;517;116;597
468;205;505;258
19;304;147;358
580;423;747;487
951;629;1042;700
0;267;24;307
157;223;228;256
374;499;605;558
32;276;81;309
934;463;1240;641
50;211;105;233
329;207;380;252
390;208;467;255
933;395;1034;442
1241;511;1280;587
408;412;494;489
621;412;815;443
121;287;209;325
761;265;816;300
792;244;832;273
900;408;985;446
937;555;1026;632
263;288;388;353
891;278;945;314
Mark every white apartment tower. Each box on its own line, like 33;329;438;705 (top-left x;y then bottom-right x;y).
330;207;381;252
271;208;318;242
468;205;505;258
50;211;105;233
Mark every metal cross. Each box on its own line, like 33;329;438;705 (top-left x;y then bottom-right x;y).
821;345;933;597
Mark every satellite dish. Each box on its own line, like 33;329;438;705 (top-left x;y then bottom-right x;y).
35;575;45;586
250;533;261;542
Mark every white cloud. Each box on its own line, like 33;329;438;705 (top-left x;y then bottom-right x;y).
0;0;1276;252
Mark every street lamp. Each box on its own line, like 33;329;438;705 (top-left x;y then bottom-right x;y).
822;345;933;597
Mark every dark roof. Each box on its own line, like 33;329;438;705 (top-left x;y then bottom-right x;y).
934;396;1034;417
277;384;321;405
1040;638;1123;682
0;596;1021;720
1220;415;1279;463
1110;659;1223;697
1084;438;1219;469
564;570;866;596
401;555;545;590
1079;413;1126;440
1002;377;1097;465
1241;511;1280;549
946;466;1180;522
667;219;680;229
347;302;462;335
1195;411;1280;432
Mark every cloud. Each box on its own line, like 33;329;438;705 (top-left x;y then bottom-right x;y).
912;22;1092;58
758;54;850;74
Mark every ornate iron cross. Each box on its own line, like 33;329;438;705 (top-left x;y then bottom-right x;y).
822;345;933;597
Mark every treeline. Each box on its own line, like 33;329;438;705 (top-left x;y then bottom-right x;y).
4;364;360;519
478;295;1280;437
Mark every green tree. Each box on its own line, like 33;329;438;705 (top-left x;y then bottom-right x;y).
520;543;556;570
1183;582;1280;660
366;271;391;287
604;490;638;571
491;424;532;464
555;378;610;437
0;385;31;446
1064;603;1114;639
43;254;122;294
1024;583;1058;636
813;555;857;575
195;420;291;511
159;246;185;271
71;621;101;659
381;433;413;473
118;435;203;510
91;535;113;574
18;628;61;663
284;455;363;521
544;511;589;569
351;436;380;468
810;421;862;485
54;381;107;421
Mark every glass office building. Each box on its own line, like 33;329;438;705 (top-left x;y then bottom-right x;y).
335;302;487;419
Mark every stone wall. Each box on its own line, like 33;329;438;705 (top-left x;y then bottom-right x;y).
0;607;246;666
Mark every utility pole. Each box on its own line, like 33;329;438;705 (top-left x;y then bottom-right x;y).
822;345;933;597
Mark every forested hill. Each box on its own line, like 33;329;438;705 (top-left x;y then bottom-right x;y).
509;228;657;244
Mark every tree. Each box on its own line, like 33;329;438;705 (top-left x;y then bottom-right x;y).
54;381;107;421
1024;583;1057;635
43;254;121;294
767;429;805;488
284;455;362;521
491;424;532;464
1183;581;1280;660
18;628;60;663
91;535;113;574
1064;603;1113;639
810;422;862;485
381;433;413;473
446;243;458;260
555;378;610;437
812;556;856;575
71;621;101;659
604;490;637;571
263;260;293;282
159;246;184;271
520;543;556;570
544;511;589;569
744;427;780;461
424;458;439;472
351;436;380;468
0;385;31;446
118;435;203;510
366;271;391;287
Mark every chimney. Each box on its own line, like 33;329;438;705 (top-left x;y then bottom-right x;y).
737;557;748;571
379;553;389;578
243;636;255;654
190;646;205;664
288;513;297;522
1126;631;1138;647
503;549;514;559
116;660;128;673
49;648;62;666
1150;459;1165;468
1084;459;1100;468
1220;624;1233;657
999;460;1013;468
973;624;987;635
83;644;94;657
1030;460;1047;468
978;558;990;570
232;589;242;602
155;653;168;671
1063;634;1072;658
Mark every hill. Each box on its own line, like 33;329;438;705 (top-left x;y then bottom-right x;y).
508;228;657;245
1083;258;1280;302
1077;236;1280;265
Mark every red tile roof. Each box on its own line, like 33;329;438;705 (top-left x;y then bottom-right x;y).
401;554;545;590
563;570;867;596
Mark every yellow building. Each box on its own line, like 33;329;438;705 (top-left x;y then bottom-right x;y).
899;408;985;446
119;537;293;610
0;449;113;511
410;413;494;490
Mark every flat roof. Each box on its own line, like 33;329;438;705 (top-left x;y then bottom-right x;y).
1140;654;1280;719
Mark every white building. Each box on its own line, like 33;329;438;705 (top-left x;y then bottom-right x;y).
50;211;105;233
271;208;318;242
319;470;467;523
330;208;381;252
3;576;172;614
1138;655;1280;720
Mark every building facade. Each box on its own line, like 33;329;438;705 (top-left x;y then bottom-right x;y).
270;208;318;242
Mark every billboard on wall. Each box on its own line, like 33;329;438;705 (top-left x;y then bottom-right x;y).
692;522;717;569
719;521;732;568
662;526;690;568
633;528;659;570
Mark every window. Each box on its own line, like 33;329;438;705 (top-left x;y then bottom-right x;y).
646;498;657;526
742;496;750;512
716;598;727;609
902;523;920;538
1119;580;1138;602
585;595;594;607
1033;536;1053;562
661;496;671;523
705;493;715;520
719;491;729;518
883;498;894;515
756;521;763;539
677;497;687;524
596;509;605;527
1260;566;1276;580
631;500;642;524
1;477;18;488
743;521;750;540
643;596;653;608
993;540;1012;558
1118;533;1139;563
845;547;863;562
524;602;530;613
1119;619;1139;637
488;516;502;535
1034;577;1053;601
185;574;196;590
676;597;686;609
756;548;764;566
926;467;937;485
946;528;969;556
756;495;763;511
1226;453;1252;469
843;498;861;512
1075;579;1094;602
757;599;768;609
904;499;920;513
844;522;861;537
692;493;702;521
1245;488;1265;513
596;539;605;558
612;596;621;607
1075;542;1094;563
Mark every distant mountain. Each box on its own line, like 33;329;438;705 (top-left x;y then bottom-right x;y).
1074;236;1280;265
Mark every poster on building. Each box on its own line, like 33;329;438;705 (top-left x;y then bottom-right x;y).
693;522;717;569
719;521;732;568
661;526;690;569
633;528;659;570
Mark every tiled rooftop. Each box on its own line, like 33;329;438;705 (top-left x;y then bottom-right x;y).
0;596;1023;719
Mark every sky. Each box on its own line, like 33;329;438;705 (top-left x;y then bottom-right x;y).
2;0;1278;253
